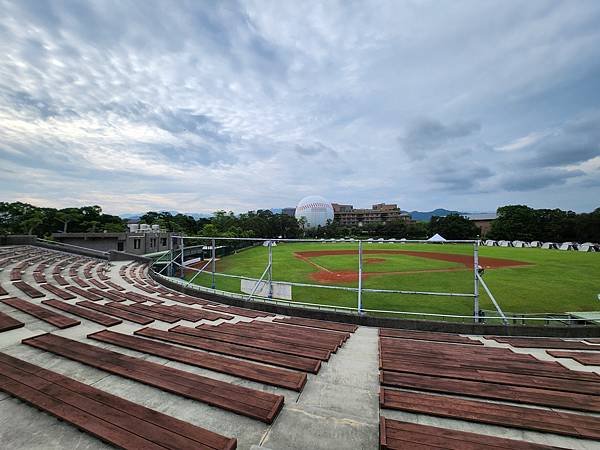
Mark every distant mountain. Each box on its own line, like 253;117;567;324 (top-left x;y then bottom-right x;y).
407;209;462;221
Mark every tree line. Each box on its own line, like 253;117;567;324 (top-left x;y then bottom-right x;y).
1;201;598;242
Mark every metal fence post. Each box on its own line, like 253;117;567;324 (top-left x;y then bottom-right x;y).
268;240;273;298
357;240;363;314
211;238;216;289
180;236;185;279
473;239;479;323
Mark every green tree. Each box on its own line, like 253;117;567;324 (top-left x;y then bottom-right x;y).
429;214;479;240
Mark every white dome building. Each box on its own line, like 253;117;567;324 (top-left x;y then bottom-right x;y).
295;195;334;228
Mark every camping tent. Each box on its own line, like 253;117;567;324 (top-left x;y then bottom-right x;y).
559;242;577;251
530;241;542;248
484;240;497;247
262;240;277;247
427;233;446;243
498;240;513;247
512;240;530;248
578;243;598;252
541;242;557;249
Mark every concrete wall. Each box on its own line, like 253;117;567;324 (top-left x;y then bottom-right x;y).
151;270;600;338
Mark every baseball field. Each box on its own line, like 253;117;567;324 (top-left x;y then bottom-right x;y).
185;242;600;318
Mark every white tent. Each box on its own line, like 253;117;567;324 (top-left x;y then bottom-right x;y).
262;240;277;247
530;241;542;248
541;242;557;249
559;242;577;251
377;238;385;244
427;233;446;242
512;240;530;248
484;240;497;247
578;243;598;252
498;240;513;247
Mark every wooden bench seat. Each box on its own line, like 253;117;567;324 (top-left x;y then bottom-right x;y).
152;304;233;321
72;276;91;288
65;286;103;301
380;389;600;441
273;316;358;333
136;327;321;373
379;370;600;413
40;283;77;300
380;417;557;450
172;325;331;361
76;301;153;325
379;327;482;345
488;336;600;351
548;350;600;366
197;323;341;353
1;297;79;329
88;288;126;302
87;279;109;290
105;280;125;291
42;300;122;327
23;333;284;424
89;330;307;391
105;302;180;323
0;352;236;450
0;284;8;296
12;281;45;298
204;305;273;319
0;311;24;333
52;274;69;286
240;321;348;348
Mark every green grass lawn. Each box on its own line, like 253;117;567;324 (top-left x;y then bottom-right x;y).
183;242;600;317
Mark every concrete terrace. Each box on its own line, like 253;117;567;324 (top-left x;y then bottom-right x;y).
0;245;598;449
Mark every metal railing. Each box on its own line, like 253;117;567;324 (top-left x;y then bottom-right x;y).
152;235;505;323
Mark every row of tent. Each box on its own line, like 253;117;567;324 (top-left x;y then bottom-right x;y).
483;240;599;252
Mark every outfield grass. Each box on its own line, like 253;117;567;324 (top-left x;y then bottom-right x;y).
184;242;600;317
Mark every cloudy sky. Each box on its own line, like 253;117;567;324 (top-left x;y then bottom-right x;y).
1;0;600;215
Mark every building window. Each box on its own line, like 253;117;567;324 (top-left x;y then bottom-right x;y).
133;239;141;249
150;238;157;248
161;238;167;247
117;242;124;251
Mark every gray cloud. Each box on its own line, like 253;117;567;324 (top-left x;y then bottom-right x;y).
1;1;600;213
399;118;481;160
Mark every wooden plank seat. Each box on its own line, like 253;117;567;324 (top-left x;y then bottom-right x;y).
40;283;77;300
273;316;358;333
1;297;79;329
10;268;22;281
89;330;307;391
197;323;342;352
65;286;103;301
42;300;122;327
172;325;332;361
0;311;24;332
225;321;347;349
379;417;557;450
204;304;274;319
380;388;600;441
12;281;45;298
379;363;600;395
104;302;180;323
547;350;600;366
105;280;126;291
88;279;110;290
33;272;47;283
379;327;482;345
76;301;154;325
0;352;237;450
487;336;600;350
152;304;233;322
120;291;163;304
72;277;91;288
0;284;8;296
53;274;69;286
23;333;284;423
380;370;600;413
136;327;321;373
87;288;125;302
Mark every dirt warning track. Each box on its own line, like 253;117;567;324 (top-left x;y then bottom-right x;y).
294;249;532;283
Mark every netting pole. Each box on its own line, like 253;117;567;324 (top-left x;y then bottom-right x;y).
180;236;185;279
473;238;480;323
357;240;363;314
211;238;216;289
268;240;273;298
